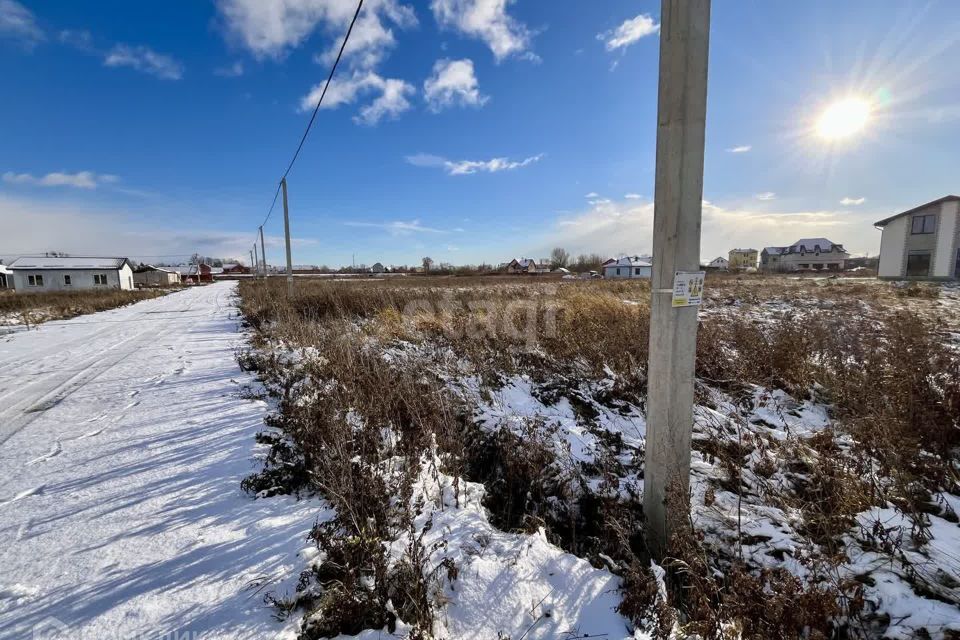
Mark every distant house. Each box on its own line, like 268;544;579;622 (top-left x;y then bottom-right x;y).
0;263;12;289
172;263;215;284
728;248;758;270
760;238;850;272
9;256;135;292
603;256;652;279
506;258;550;274
371;262;386;274
221;263;249;275
875;195;960;280
705;256;729;270
133;265;181;288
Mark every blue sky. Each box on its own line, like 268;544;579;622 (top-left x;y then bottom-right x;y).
2;0;959;267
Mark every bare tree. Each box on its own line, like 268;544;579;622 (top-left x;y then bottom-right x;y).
422;256;434;271
550;247;570;269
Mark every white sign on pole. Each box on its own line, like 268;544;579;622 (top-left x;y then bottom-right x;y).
671;271;705;307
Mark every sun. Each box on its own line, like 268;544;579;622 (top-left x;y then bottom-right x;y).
815;97;873;141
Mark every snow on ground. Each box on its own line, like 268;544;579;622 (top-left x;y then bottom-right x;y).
406;454;639;640
0;282;317;639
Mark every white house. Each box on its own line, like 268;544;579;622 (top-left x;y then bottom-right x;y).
875;195;959;280
760;238;850;272
9;256;135;292
705;256;729;270
603;256;652;279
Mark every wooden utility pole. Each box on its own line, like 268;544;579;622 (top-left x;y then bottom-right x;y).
644;0;711;559
259;226;267;278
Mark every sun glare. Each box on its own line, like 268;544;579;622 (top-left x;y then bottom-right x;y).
815;97;873;141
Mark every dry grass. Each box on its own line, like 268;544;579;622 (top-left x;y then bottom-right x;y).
0;288;167;325
238;275;959;639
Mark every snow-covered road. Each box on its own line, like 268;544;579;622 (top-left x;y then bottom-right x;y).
0;282;315;639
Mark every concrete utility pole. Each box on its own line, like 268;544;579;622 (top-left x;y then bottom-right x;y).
259;226;267;278
644;0;711;559
281;178;294;296
253;244;260;281
249;250;255;278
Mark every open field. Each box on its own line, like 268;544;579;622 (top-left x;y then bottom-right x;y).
0;288;169;328
237;274;960;639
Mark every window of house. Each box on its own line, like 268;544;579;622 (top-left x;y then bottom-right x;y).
911;214;936;234
616;268;622;275
28;274;44;286
634;268;641;275
906;252;931;276
63;274;72;286
94;274;107;285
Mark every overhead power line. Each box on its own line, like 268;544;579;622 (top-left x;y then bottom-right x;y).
255;0;365;238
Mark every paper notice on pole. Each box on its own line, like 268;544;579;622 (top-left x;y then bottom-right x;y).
671;271;705;307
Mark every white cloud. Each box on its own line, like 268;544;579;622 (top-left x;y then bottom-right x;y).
0;0;43;49
431;0;534;62
104;44;183;80
0;192;312;262
356;77;415;125
345;219;445;236
424;58;487;111
405;152;542;175
215;0;415;66
726;145;751;153
624;193;642;199
755;192;776;201
533;196;880;261
3;171;118;190
214;61;245;77
840;197;866;206
58;29;93;51
584;192;599;198
597;14;659;52
299;71;414;125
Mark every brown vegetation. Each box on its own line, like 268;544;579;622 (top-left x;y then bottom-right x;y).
0;288;168;326
238;275;959;639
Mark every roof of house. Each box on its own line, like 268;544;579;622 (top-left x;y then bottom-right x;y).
8;256;129;270
873;195;960;227
605;255;652;268
709;256;728;263
790;238;844;253
729;248;758;253
763;239;847;256
135;265;178;274
511;258;548;269
171;265;199;275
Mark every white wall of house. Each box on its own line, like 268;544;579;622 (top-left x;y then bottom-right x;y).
14;265;134;292
933;200;959;277
878;216;908;278
603;265;652;279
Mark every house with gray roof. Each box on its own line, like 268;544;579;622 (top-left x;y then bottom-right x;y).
874;195;960;280
603;255;652;279
8;256;135;292
760;238;849;272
